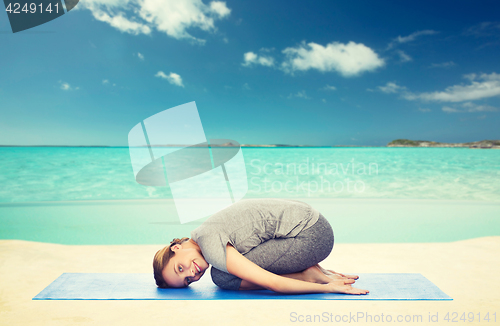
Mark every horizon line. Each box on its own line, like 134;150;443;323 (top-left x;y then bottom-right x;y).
0;144;384;148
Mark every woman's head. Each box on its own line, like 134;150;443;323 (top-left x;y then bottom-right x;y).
153;237;209;288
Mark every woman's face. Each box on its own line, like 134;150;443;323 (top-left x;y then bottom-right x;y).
162;244;209;288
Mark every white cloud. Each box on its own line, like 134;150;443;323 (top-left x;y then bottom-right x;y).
242;83;250;90
418;108;431;112
209;1;230;17
281;41;384;77
442;106;460;113
287;90;310;99
321;85;337;91
155;71;184;87
461;102;498;112
397;30;438;43
430;61;455;68
79;0;230;43
378;82;406;94
387;30;439;49
102;79;116;86
464;22;500;37
259;47;275;52
91;10;151;35
463;73;477;81
59;81;79;91
404;72;500;102
396;50;412;62
441;102;498;113
137;52;144;60
242;52;275;67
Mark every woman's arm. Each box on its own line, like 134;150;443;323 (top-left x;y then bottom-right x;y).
225;243;368;294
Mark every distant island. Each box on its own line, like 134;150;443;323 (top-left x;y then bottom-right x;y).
387;139;500;149
1;140;499;148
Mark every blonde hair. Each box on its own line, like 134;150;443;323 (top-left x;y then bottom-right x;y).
153;237;190;288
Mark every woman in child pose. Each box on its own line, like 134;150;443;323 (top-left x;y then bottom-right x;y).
153;198;368;295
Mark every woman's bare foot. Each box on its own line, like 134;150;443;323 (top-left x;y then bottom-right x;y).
301;266;334;284
315;264;359;280
302;265;354;284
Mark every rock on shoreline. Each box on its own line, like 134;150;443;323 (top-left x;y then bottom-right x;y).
387;139;500;148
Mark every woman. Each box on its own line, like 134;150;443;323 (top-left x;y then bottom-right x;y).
153;198;369;295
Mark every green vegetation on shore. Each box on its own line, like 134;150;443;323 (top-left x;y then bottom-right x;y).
388;139;500;148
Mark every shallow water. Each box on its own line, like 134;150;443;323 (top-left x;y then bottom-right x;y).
1;198;498;244
1;147;499;244
1;147;499;202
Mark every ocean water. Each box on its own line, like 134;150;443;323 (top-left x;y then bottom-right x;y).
0;147;499;202
1;147;499;244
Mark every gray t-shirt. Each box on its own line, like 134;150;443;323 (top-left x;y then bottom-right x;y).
190;198;320;273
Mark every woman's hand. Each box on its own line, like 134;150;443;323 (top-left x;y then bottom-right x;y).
325;279;369;295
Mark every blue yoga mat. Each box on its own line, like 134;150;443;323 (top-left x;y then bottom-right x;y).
33;273;452;300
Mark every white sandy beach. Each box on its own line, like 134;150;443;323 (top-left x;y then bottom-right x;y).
1;237;499;325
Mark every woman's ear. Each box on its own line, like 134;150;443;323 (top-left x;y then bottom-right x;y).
170;244;182;252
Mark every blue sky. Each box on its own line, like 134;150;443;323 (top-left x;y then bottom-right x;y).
1;0;499;146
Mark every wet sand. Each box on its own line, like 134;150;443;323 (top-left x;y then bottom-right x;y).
1;237;499;325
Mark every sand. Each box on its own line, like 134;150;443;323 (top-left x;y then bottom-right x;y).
1;237;499;325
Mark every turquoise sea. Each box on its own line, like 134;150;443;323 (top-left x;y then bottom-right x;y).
1;147;499;244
